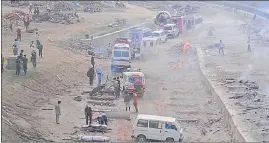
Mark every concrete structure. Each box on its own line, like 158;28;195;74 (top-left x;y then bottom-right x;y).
6;55;18;70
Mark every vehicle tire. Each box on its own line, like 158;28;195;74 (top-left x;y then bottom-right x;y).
166;137;174;142
137;135;146;142
179;138;183;142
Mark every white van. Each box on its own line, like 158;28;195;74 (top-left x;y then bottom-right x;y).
163;24;180;38
131;114;184;142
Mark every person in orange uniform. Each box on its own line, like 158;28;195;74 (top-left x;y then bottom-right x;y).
133;93;138;113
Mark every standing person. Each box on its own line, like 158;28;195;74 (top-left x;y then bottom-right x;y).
219;40;225;55
2;54;4;73
22;55;28;75
9;22;13;32
38;44;43;58
124;93;131;111
115;77;121;99
133;93;138;113
12;39;19;55
95;65;103;86
16;27;22;41
30;41;35;50
91;55;95;67
31;50;37;68
55;101;61;124
19;50;24;60
84;105;92;125
87;65;95;86
15;56;21;76
29;3;33;13
247;36;251;52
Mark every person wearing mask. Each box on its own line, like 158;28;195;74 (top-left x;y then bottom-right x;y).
219;40;225;55
84;105;93;125
16;27;22;41
31;50;37;68
124;93;132;111
15;56;21;76
87;65;95;86
22;55;28;75
133;93;138;113
55;101;61;124
95;65;103;86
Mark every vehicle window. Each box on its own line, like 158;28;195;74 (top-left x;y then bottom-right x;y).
150;42;153;47
129;76;143;83
151;33;159;37
137;119;148;127
143;41;146;47
173;19;177;24
171;125;177;131
149;121;162;129
113;51;121;57
121;51;129;57
164;26;172;30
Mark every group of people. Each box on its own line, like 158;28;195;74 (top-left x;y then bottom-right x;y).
87;55;104;87
12;37;43;76
85;105;108;126
124;92;138;113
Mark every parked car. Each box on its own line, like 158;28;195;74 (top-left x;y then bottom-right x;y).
151;30;167;43
163;24;180;38
131;114;184;142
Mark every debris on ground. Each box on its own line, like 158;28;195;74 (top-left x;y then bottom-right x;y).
2;10;30;25
74;96;82;101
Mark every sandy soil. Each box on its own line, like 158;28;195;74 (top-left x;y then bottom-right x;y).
194;4;269;142
30;4;234;142
1;3;154;142
4;1;264;142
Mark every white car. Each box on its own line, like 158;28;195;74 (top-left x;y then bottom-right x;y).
163;24;180;38
132;114;184;142
151;30;167;43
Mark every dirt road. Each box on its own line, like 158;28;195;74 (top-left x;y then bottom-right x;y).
1;4;154;142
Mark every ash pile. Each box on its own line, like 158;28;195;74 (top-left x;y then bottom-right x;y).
32;1;80;24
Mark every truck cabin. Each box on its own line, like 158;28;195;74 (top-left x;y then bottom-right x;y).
112;43;131;61
170;16;183;32
129;28;143;41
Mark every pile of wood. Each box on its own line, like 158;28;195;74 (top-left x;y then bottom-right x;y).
2;10;29;22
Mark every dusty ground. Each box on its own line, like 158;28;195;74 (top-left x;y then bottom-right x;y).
194;4;269;142
1;3;154;142
29;3;234;142
3;1;265;142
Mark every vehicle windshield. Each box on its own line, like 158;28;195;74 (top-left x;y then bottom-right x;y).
151;33;160;37
113;51;121;57
122;51;129;57
129;76;143;83
164;26;172;30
